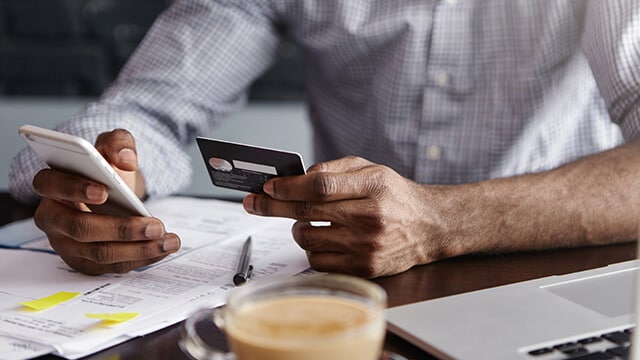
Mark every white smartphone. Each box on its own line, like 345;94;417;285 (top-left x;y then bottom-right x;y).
18;124;151;217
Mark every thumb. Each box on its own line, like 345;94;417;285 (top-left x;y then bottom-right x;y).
95;129;139;172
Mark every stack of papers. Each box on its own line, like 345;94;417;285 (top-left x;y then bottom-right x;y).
0;196;310;360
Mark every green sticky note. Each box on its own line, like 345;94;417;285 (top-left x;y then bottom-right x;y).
21;291;80;310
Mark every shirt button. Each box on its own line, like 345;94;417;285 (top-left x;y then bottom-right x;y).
434;71;451;87
426;145;442;160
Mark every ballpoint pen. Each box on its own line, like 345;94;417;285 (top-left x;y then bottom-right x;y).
233;236;253;286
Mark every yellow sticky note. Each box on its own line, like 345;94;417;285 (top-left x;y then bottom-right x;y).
21;291;80;311
85;312;139;324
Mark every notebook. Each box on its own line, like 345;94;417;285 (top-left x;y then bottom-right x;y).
386;254;640;359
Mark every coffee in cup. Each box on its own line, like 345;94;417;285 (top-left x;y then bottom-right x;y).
180;274;387;360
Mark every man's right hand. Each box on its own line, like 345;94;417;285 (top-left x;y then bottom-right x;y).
31;129;181;275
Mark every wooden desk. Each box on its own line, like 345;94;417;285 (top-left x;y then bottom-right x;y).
2;193;636;360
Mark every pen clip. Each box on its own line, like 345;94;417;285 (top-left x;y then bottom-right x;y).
246;265;253;280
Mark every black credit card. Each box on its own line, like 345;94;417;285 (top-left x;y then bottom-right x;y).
196;137;306;194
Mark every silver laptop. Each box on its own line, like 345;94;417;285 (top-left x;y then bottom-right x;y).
386;257;640;359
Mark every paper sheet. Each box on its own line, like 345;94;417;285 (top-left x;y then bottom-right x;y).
0;196;310;359
0;335;52;360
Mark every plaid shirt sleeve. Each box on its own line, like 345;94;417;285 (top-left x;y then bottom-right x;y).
583;0;640;141
9;0;282;203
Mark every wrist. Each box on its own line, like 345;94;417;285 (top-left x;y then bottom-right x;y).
417;182;495;261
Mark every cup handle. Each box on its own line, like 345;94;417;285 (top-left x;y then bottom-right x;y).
180;307;234;360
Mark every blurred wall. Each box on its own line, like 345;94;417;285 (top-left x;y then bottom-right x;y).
0;0;311;199
0;99;311;199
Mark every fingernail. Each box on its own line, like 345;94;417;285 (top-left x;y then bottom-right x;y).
86;184;106;201
144;222;164;238
118;148;136;165
263;181;274;195
162;237;180;252
242;195;255;214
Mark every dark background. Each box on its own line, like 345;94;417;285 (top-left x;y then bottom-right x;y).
0;0;305;100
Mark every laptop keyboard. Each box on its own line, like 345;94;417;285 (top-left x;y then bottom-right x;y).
527;328;633;359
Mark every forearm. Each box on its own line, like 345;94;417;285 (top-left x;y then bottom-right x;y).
433;140;640;258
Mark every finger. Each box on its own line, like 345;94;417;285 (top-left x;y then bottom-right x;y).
63;255;171;275
51;234;180;266
306;251;378;278
306;156;374;174
263;164;387;202
244;193;378;226
33;170;108;205
95;129;138;171
94;129;146;199
291;221;354;253
293;220;389;256
34;199;168;243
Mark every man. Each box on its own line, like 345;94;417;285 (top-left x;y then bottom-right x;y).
9;1;640;278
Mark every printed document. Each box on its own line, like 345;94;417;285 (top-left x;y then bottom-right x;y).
0;196;310;359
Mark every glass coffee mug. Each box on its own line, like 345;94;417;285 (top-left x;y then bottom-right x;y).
180;274;388;360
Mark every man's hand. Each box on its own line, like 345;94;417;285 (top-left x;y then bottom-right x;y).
242;156;451;278
31;129;181;275
241;140;640;279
